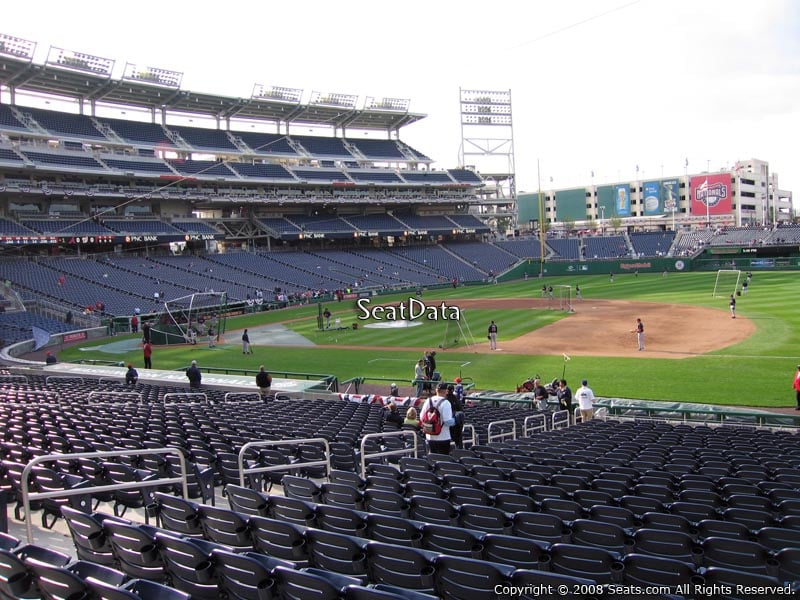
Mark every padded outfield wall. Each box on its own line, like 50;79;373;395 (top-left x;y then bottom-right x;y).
500;254;800;280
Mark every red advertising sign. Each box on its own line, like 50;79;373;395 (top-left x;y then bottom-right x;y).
690;173;732;216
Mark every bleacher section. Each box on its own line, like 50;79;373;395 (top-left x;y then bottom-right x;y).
94;116;175;146
444;242;518;275
583;235;629;260
0;312;74;345
13;106;107;140
495;239;545;260
167;160;237;178
21;219;116;236
1;390;799;597
629;232;676;257
102;219;185;236
348;138;405;160
545;238;581;260
710;226;773;247
102;156;175;175
0;147;24;165
167;125;238;152
673;230;715;256
19;150;106;171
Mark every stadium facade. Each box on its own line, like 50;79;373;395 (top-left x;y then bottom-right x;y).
519;160;793;233
0;32;491;256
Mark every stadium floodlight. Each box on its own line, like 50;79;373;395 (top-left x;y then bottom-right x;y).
0;33;36;61
364;97;410;112
251;84;303;104
123;62;182;88
460;89;513;126
46;46;114;77
309;91;358;109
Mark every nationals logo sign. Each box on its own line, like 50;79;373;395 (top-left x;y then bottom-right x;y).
690;173;732;216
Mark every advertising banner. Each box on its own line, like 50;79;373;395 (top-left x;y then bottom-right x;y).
615;185;631;216
690;173;732;217
662;179;679;213
643;182;660;215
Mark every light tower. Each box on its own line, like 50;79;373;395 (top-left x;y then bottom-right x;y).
458;88;516;233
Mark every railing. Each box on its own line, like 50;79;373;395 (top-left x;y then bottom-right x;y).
238;438;331;487
524;414;547;436
222;392;262;403
487;419;517;443
179;366;337;393
593;398;800;429
462;424;477;448
552;410;570;430
359;430;419;478
21;447;189;544
162;392;208;404
45;376;84;385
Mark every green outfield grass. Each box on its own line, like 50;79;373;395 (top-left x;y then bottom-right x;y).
60;270;800;408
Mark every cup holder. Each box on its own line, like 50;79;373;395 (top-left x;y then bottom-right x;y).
194;560;214;583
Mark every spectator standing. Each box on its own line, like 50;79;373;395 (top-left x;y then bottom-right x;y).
414;359;426;397
454;377;465;404
419;382;454;455
125;364;139;386
532;377;549;410
242;329;251;354
143;342;153;369
575;379;595;422
557;379;573;422
186;360;202;390
447;384;465;449
793;365;800;410
256;365;272;397
487;321;498;350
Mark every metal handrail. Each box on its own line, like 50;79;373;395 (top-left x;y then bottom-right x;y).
163;392;207;404
462;423;477;448
360;430;419;478
223;392;262;403
238;438;331;487
487;418;517;443
45;376;84;385
524;414;547;436
552;409;570;430
21;447;189;544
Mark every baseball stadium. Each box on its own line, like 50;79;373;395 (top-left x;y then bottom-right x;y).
1;28;800;600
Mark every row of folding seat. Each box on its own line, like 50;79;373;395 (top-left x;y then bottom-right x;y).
62;497;798;599
359;458;800;527
0;529;187;600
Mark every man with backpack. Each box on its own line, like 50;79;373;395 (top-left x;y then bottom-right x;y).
419;381;455;455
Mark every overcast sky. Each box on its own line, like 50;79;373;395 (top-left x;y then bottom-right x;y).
3;0;798;201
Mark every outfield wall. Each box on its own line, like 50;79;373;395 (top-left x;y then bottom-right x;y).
500;254;800;281
499;257;685;280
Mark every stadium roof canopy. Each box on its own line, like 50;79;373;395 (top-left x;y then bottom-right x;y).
0;35;426;132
